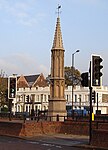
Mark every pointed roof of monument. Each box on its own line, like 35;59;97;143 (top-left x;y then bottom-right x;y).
52;16;64;50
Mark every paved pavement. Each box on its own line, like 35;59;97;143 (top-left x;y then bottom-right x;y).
0;134;107;150
24;134;108;150
0;135;89;150
24;134;90;148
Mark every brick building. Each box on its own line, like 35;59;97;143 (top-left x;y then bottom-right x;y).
13;73;49;114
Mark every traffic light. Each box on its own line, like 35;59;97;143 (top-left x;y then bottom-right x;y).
26;95;29;103
81;72;88;87
8;77;17;99
92;55;103;86
92;91;96;103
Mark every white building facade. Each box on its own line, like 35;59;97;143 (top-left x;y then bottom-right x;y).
13;86;50;115
12;85;108;115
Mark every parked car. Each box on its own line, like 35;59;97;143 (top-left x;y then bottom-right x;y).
67;109;87;117
15;112;29;119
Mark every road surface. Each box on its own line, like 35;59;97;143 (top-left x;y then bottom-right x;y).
0;135;92;150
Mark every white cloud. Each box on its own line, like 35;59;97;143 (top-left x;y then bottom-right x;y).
18;16;38;27
0;53;49;77
0;0;46;27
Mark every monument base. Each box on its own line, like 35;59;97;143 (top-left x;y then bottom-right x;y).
48;98;67;121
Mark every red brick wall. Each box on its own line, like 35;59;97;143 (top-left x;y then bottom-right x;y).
22;121;89;136
0;122;23;136
97;122;108;130
0;121;90;137
0;120;108;149
91;129;108;148
0;120;108;148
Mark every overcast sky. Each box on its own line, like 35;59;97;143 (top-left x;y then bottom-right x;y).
0;0;108;85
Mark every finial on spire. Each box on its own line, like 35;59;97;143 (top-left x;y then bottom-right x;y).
57;4;61;17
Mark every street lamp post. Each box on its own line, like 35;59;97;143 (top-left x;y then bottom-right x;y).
72;50;80;119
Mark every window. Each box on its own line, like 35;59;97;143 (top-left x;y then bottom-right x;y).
66;95;69;101
75;95;77;103
31;94;35;101
85;95;87;102
48;95;50;99
79;95;81;107
41;94;43;103
69;95;71;102
44;95;47;102
79;95;81;103
26;106;28;112
37;95;39;102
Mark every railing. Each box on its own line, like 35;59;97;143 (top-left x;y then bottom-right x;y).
0;112;67;122
1;112;108;126
25;115;67;122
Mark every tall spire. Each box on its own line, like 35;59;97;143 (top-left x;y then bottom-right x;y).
48;5;66;121
52;6;64;50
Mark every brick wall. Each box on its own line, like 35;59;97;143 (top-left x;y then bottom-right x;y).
0;121;89;137
0;122;23;136
22;121;89;136
0;120;108;149
91;129;108;148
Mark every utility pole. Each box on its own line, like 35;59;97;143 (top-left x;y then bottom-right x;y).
97;93;98;114
9;99;12;121
72;50;80;119
89;61;93;144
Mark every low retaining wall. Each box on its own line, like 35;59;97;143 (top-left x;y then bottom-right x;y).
0;121;89;137
91;129;108;149
0;120;108;148
21;121;89;136
0;121;23;136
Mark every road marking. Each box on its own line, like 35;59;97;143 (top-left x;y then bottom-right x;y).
27;141;62;148
26;141;39;144
41;143;62;149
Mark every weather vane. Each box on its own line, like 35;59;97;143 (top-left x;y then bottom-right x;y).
57;4;61;17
